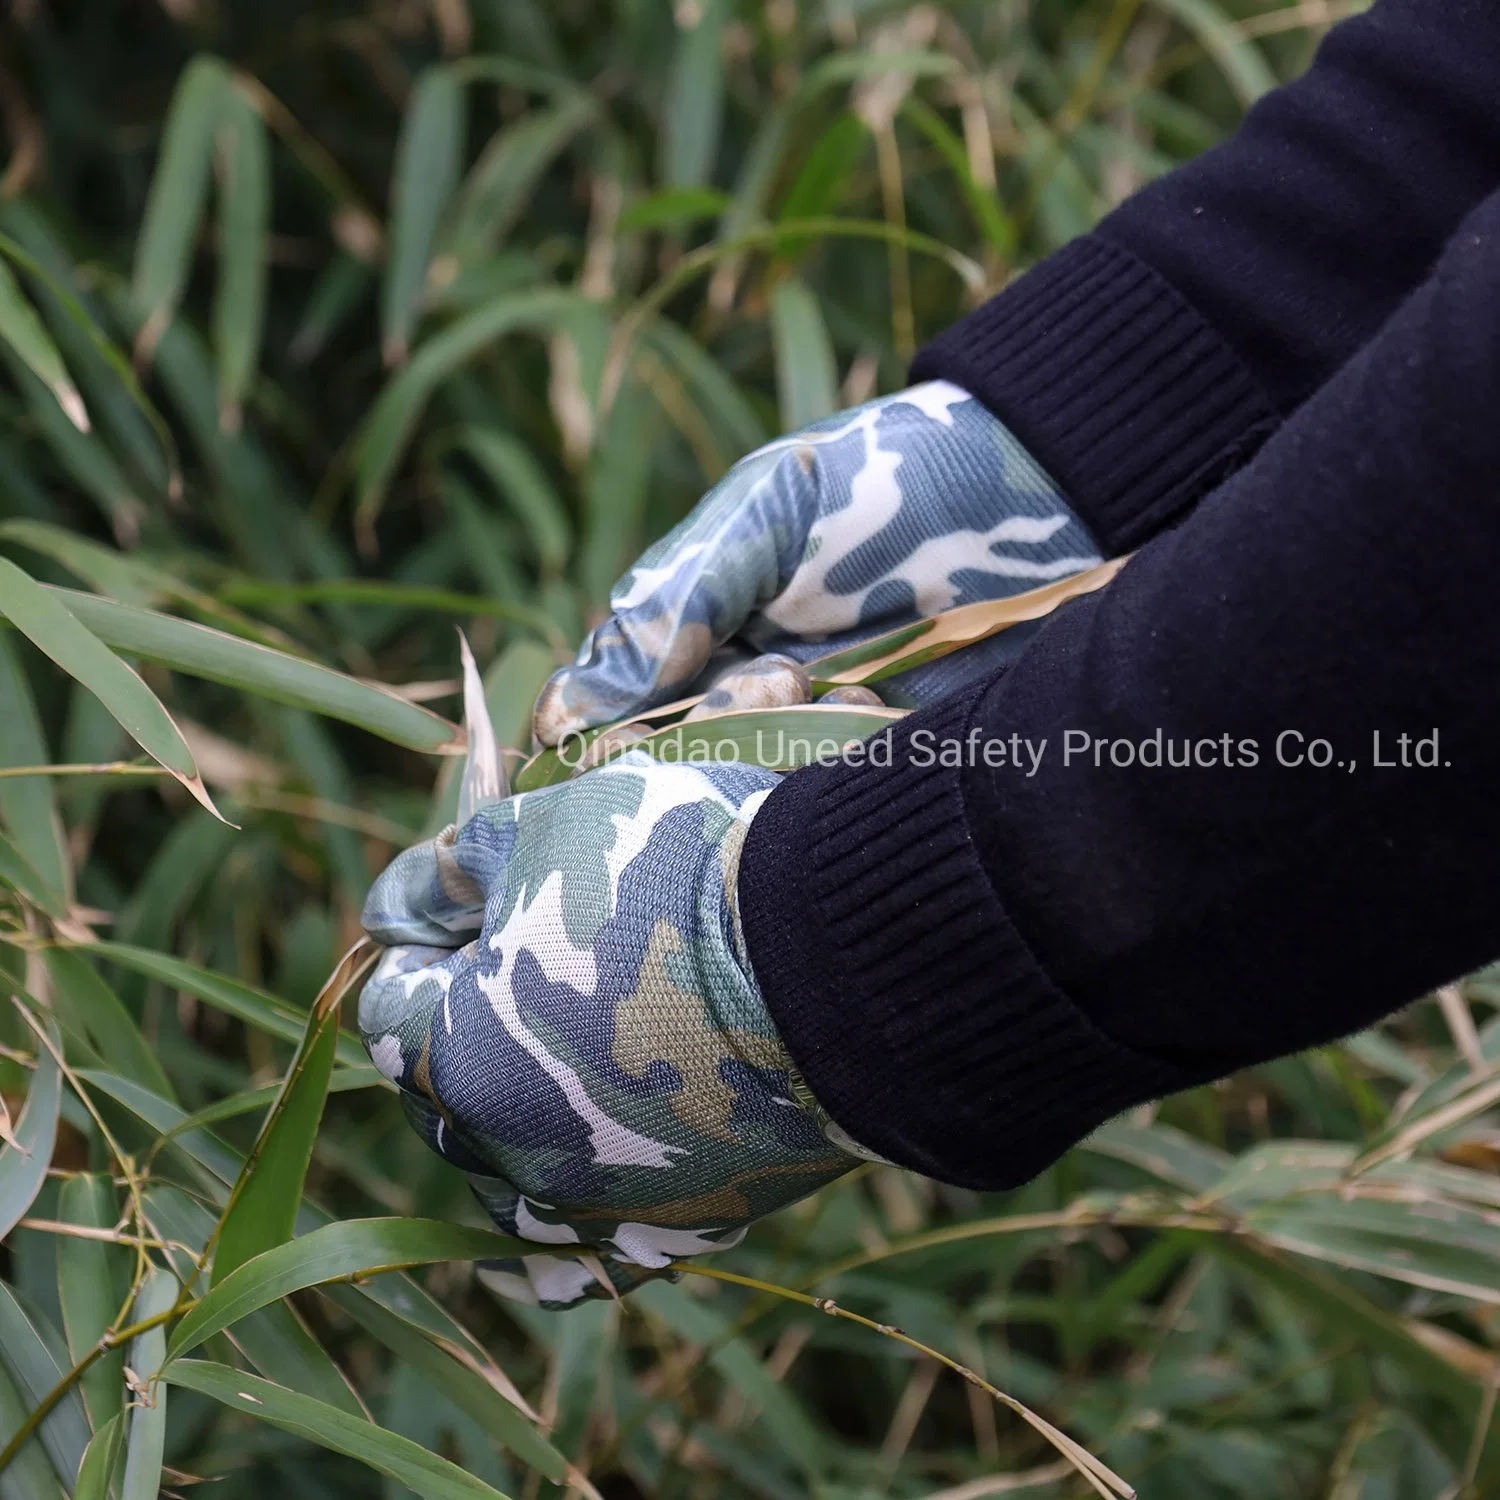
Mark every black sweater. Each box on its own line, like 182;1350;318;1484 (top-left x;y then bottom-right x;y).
739;0;1500;1189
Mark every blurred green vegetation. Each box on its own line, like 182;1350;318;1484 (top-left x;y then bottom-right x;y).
9;3;1500;1499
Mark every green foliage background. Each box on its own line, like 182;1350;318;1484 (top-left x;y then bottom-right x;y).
6;2;1500;1499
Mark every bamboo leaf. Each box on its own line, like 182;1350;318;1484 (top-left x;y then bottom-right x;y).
356;288;583;533
0;257;87;430
1147;0;1278;105
0;1358;61;1500
0;559;227;820
164;1362;515;1500
0;1280;91;1489
446;95;596;267
384;67;466;366
132;56;232;353
79;943;369;1067
169;1218;531;1359
0;1013;60;1242
661;0;729;189
447;427;572;573
57;1173;129;1434
119;1271;176;1500
211;941;374;1284
43;588;462;755
0;826;68;919
72;1412;124;1500
618;186;731;233
213;85;271;432
0;634;71;903
768;276;838;431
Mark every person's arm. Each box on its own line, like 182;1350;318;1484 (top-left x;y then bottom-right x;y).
913;0;1500;555
743;184;1500;1191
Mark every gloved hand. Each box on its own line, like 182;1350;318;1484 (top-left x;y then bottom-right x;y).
358;750;860;1309
534;380;1101;744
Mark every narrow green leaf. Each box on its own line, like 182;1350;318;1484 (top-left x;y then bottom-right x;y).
212;85;270;432
618;186;731;233
44;588;462;755
132;56;231;350
0;1013;60;1242
777;111;869;227
446;95;596;267
162;1067;386;1141
0;827;67;919
0;1280;91;1488
57;1173;129;1433
79;943;369;1067
143;1183;370;1419
322;1287;566;1481
356;288;582;532
0;257;87;430
768;276;838;431
0;559;224;819
0;634;70;902
212;1003;339;1284
1;519;168;607
120;1271;176;1500
43;949;175;1102
383;67;465;366
169;1218;531;1358
164;1362;514;1500
660;0;728;188
75;1070;244;1190
0;1357;61;1500
448;427;571;573
72;1412;125;1500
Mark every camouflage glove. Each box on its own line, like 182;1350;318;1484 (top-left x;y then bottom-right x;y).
358;751;858;1309
534;380;1101;743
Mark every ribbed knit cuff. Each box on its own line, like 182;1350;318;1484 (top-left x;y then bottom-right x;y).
911;236;1279;556
739;684;1191;1191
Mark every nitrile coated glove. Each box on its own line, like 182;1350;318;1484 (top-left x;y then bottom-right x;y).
358;751;861;1310
533;380;1101;744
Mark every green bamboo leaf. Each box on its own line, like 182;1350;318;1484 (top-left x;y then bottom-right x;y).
212;85;270;432
0;827;67;919
120;1271;176;1500
0;559;226;820
0;635;70;903
355;287;583;533
660;0;729;189
211;997;341;1285
132;56;232;353
72;1412;124;1500
143;1183;370;1420
76;1069;245;1190
169;1218;531;1359
446;95;596;267
164;1362;515;1500
0;1358;61;1500
161;1067;386;1142
0;1013;60;1242
0;1280;91;1489
44;588;462;755
1;519;167;607
776;111;869;226
384;67;466;366
0;348;147;541
57;1173;129;1433
768;276;838;431
618;186;731;233
322;1285;565;1481
900;96;1015;256
79;943;369;1067
448;427;572;574
636;1280;828;1479
1246;1193;1500;1303
0;257;87;431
